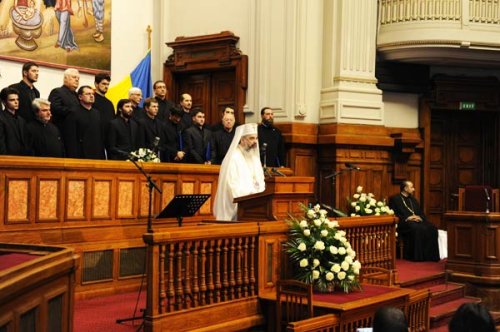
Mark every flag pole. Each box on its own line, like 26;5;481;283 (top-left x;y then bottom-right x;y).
147;25;152;50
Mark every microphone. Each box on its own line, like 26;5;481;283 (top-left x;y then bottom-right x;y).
261;143;268;168
116;149;139;161
345;162;361;170
272;167;286;177
484;187;491;213
152;136;160;151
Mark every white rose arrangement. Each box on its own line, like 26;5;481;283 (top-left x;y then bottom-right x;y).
349;186;394;217
285;203;361;293
129;148;160;163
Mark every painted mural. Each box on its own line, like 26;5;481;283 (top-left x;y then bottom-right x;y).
0;0;111;72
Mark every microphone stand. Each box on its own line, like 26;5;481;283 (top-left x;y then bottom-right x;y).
484;188;491;214
324;170;343;214
116;159;161;328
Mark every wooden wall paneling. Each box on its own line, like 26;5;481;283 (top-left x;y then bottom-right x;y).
211;70;236;124
5;176;31;225
65;177;88;222
117;177;136;219
160;177;178;215
91;178;112;221
36;177;61;223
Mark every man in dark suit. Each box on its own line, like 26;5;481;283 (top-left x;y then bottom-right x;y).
179;93;193;129
183;108;214;164
153;80;174;122
26;98;65;158
107;99;145;160
212;112;235;164
0;87;30;156
9;61;40;123
63;85;105;159
48;68;80;131
93;72;115;144
388;180;440;262
136;98;165;159
258;107;286;167
162;106;186;163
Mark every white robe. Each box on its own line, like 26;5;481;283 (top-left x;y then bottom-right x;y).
214;145;265;221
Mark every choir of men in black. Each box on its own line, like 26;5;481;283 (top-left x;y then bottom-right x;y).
0;62;287;167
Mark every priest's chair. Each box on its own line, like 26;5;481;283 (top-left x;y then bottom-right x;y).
276;279;313;332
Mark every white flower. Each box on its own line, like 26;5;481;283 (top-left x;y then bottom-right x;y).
356;186;363;193
313;204;321;212
351;202;357;207
340;237;347;244
348;275;355;281
297;242;307;251
377;201;384;207
365;208;373;214
355;206;361;211
352;260;361;270
314;219;322;226
329;246;338;254
338;247;346;255
331;264;341;273
299;220;308;228
380;206;387;212
359;196;366;203
312;270;320;279
319;209;328;216
299;258;308;267
344;256;353;264
370;199;376;206
353;268;360;275
368;193;375;198
334;233;342;240
375;208;380;213
349;250;356;258
330;220;339;227
350;213;356;217
341;261;350;271
326;272;334;281
353;193;360;199
321;229;328;237
314;241;325;251
313;259;320;267
375;213;380;216
337;271;346;280
307;210;315;218
388;209;395;215
339;230;346;236
303;229;311;237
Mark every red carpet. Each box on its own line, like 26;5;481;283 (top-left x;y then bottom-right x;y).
74;291;146;332
396;258;446;284
0;253;39;271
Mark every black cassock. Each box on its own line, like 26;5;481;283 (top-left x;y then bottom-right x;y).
388;194;440;262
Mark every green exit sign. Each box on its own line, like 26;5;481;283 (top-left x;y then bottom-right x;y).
459;102;476;110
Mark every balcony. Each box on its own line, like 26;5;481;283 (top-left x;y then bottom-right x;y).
377;0;500;67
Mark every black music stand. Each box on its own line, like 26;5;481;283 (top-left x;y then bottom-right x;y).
157;194;210;227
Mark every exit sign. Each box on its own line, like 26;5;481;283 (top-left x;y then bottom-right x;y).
459;102;476;110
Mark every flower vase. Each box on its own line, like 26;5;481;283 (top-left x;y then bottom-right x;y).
314;282;336;293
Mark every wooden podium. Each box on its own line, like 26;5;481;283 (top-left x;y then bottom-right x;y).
444;211;500;309
234;176;315;221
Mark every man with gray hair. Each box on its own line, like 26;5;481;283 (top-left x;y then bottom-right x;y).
26;98;64;157
129;87;145;119
48;68;80;131
213;123;265;220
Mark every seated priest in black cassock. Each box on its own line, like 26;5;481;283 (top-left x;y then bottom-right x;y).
388;180;440;262
107;99;145;160
26;98;65;157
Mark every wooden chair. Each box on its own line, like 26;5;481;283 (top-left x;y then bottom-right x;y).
458;186;499;212
404;289;431;332
276;279;314;332
359;266;396;286
286;314;339;332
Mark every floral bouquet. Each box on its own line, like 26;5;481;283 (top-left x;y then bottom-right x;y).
129;148;160;163
349;186;394;217
284;203;361;293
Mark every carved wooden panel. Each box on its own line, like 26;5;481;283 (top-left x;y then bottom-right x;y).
455;225;474;258
37;179;60;222
117;180;135;218
6;178;30;224
66;179;86;220
139;180;151;218
161;181;176;211
92;179;111;220
199;181;213;215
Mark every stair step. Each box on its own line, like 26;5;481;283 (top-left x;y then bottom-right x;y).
430;297;482;328
397;272;446;289
429;282;465;307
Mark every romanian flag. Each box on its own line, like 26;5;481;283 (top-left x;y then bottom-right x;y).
106;50;152;108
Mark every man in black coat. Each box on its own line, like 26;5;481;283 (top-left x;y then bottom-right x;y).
153;80;174;123
0;87;30;156
212;113;235;164
107;99;145;160
48;68;80;131
162;106;186;163
63;86;105;159
93;72;115;144
9;61;40;123
136;98;165;158
179;93;193;129
388;180;440;262
183;108;214;164
257;107;286;167
26;98;65;158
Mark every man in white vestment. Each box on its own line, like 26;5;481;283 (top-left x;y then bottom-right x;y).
213;123;265;221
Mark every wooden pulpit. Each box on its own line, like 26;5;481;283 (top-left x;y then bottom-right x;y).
234;176;315;221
